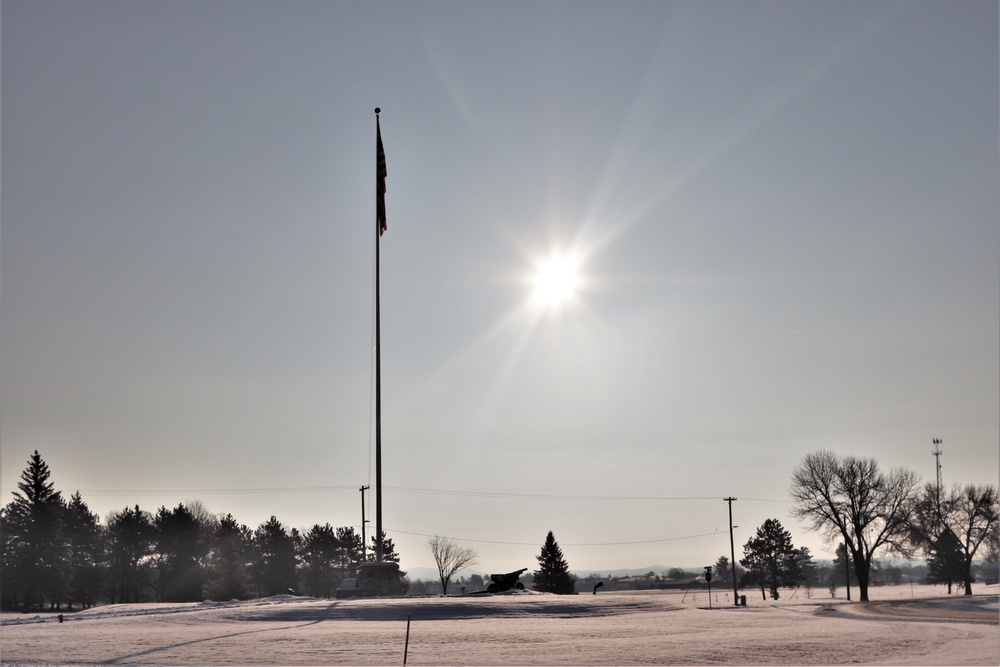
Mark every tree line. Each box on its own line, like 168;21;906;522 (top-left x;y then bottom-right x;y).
3;449;997;610
1;451;400;611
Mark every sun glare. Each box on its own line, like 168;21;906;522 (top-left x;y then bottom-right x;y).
533;255;579;307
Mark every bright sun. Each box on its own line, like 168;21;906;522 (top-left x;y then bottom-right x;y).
533;255;579;307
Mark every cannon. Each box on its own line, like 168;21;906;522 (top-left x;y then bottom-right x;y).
486;568;528;593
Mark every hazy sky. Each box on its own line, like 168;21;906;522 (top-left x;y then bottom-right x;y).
3;1;998;576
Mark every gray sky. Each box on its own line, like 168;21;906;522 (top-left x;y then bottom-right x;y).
2;0;998;575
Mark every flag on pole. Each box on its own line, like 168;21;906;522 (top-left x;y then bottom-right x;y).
376;115;387;236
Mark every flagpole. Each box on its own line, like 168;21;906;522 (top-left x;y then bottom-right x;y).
374;107;383;563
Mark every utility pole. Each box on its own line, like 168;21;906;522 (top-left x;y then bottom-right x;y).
724;497;738;605
360;485;370;562
844;543;851;601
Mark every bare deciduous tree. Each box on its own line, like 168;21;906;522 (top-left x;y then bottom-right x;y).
789;450;919;602
427;535;477;596
945;484;998;595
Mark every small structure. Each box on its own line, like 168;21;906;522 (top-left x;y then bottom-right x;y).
335;562;408;598
356;561;408;597
486;568;528;593
335;578;362;599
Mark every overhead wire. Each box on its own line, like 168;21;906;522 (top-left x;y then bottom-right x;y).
387;527;728;547
0;483;789;504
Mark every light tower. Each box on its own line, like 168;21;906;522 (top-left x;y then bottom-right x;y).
932;438;943;527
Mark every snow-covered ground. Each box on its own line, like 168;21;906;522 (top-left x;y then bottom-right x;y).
1;584;997;665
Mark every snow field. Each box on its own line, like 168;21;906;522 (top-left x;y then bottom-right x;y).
1;585;997;665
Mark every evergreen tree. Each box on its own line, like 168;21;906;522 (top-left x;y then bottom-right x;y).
106;505;155;603
369;530;401;563
204;514;253;601
926;527;965;594
533;531;576;595
335;526;364;579
301;523;339;598
713;556;733;585
2;451;67;610
793;546;819;589
0;507;17;610
740;518;802;600
63;492;104;609
153;504;207;602
253;516;298;597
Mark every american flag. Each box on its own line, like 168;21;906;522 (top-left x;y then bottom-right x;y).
376;117;387;236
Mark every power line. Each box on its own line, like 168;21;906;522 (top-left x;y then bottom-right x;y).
387;527;727;547
0;485;360;497
385;487;789;504
0;483;789;504
386;486;722;500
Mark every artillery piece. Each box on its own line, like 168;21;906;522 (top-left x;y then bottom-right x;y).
485;568;528;593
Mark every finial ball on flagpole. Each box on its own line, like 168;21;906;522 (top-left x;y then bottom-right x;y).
375;107;381;115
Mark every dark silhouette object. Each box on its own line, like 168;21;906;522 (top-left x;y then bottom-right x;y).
253;516;299;598
593;582;604;595
356;561;408;597
486;568;528;593
57;614;64;623
2;451;65;612
154;503;207;602
533;531;577;594
926;527;965;594
740;518;803;600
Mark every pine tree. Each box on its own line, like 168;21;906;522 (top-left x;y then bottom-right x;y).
204;514;252;601
533;531;576;595
63;492;104;609
253;516;298;597
301;523;339;598
369;530;401;563
740;518;802;600
106;505;154;603
2;451;67;610
927;527;965;594
794;546;818;590
713;556;732;585
154;504;207;602
335;526;364;579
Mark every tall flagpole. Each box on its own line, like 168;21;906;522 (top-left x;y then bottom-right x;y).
374;107;385;563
